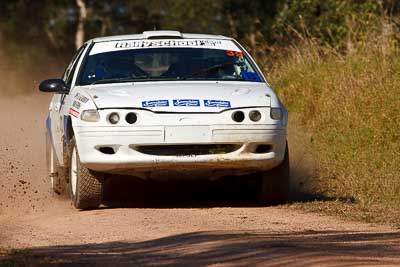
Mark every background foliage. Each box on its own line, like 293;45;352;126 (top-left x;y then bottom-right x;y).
1;1;398;53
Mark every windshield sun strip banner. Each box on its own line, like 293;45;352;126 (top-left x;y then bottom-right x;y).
90;39;241;55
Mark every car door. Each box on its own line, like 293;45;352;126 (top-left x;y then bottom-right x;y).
49;44;87;165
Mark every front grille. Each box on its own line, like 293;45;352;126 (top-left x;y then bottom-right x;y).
133;144;241;156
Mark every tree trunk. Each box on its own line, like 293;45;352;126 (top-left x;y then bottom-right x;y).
227;12;237;39
0;30;4;60
75;0;87;50
249;21;256;53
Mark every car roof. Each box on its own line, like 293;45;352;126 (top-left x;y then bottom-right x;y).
89;30;232;43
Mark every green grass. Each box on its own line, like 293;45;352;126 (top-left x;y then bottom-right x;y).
287;201;400;228
269;43;400;224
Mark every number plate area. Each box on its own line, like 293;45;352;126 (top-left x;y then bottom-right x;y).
165;126;210;143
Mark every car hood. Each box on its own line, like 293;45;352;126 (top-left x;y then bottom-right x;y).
80;81;274;112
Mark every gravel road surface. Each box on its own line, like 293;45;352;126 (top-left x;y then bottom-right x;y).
0;94;399;266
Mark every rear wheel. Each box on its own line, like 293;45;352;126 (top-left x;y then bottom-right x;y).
69;138;103;210
258;143;290;205
46;132;66;195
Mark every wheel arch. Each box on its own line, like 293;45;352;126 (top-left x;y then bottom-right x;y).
63;115;75;144
62;115;76;169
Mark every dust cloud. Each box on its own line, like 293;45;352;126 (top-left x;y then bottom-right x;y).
0;35;59;214
287;115;320;201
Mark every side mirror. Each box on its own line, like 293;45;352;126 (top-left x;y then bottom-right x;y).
39;79;69;93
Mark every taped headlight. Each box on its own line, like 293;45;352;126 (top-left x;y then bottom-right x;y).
125;112;138;124
270;108;283;120
232;111;245;122
80;109;99;122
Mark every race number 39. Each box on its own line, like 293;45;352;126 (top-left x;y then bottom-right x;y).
226;50;243;57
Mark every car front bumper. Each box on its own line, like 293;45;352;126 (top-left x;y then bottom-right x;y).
74;124;286;179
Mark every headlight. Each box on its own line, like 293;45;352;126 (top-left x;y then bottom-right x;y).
270;108;283;120
108;112;120;124
249;110;262;122
231;111;245;122
80;110;99;122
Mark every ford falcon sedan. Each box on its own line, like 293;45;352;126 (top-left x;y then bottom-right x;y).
40;31;289;210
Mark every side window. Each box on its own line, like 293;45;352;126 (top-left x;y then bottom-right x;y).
62;44;87;86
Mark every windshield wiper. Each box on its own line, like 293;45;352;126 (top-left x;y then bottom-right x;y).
91;75;149;85
182;61;238;79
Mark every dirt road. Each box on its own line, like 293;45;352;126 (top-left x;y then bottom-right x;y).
0;94;399;266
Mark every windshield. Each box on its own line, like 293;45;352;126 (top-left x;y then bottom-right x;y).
78;41;263;85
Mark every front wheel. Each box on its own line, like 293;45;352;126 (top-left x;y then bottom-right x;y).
257;143;290;205
69;138;103;210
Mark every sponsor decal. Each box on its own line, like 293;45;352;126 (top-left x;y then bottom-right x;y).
72;100;81;110
226;50;243;57
204;100;231;108
173;99;200;107
74;93;89;103
142;100;169;107
115;40;222;49
90;39;241;55
69;108;80;118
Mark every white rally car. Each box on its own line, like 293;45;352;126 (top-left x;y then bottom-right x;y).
40;31;289;210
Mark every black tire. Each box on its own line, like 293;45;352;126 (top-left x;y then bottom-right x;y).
68;138;103;210
258;143;290;205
